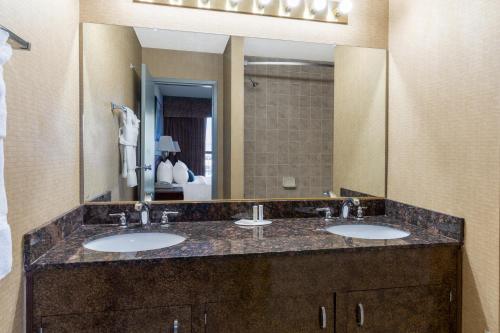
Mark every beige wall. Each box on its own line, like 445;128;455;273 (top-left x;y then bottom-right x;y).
82;23;141;201
388;1;500;332
223;37;245;199
0;0;80;332
143;48;224;197
80;0;388;49
333;46;386;197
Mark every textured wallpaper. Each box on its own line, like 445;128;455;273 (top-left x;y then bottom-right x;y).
0;0;80;332
82;23;141;202
388;0;500;331
333;46;386;197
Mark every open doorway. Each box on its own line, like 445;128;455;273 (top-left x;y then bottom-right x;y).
152;79;218;201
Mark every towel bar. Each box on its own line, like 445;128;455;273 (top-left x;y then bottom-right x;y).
111;102;127;113
0;25;30;50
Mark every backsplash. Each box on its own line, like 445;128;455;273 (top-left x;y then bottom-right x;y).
385;200;464;242
23;206;83;269
243;58;334;198
340;187;376;197
84;198;385;225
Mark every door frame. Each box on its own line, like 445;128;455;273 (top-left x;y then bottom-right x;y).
152;77;219;199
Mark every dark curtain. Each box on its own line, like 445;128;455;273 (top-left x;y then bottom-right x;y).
164;117;206;175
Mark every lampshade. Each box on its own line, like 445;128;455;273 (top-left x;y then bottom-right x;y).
157;136;175;153
173;141;181;153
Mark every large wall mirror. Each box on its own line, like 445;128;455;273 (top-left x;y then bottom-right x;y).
82;23;386;202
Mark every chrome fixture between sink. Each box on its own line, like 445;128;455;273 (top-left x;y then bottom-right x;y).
135;200;152;227
340;198;360;219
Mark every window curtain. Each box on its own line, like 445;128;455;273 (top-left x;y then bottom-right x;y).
164;117;206;175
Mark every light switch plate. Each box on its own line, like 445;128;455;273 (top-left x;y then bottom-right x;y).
282;176;296;189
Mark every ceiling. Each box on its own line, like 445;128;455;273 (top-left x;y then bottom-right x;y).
158;84;213;99
134;27;335;62
244;37;335;62
134;27;230;54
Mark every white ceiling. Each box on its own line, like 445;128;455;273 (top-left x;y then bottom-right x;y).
133;27;335;62
244;37;335;62
159;84;213;99
134;27;230;54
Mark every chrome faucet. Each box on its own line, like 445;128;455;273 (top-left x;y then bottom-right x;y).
340;198;360;219
135;200;152;228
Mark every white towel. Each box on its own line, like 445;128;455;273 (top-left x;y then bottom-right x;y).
119;107;139;187
0;29;12;280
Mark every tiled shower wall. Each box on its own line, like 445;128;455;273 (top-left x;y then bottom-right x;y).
244;58;334;198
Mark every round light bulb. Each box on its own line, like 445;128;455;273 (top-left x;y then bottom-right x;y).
258;0;272;8
337;0;352;15
285;0;301;11
311;0;327;13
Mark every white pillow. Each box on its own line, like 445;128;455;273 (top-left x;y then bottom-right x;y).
173;160;189;184
156;160;173;183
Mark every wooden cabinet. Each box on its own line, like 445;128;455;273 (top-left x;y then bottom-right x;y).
336;285;451;333
40;305;191;333
29;247;459;332
205;294;334;333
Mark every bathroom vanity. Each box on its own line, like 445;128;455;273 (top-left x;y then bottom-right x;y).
25;199;463;333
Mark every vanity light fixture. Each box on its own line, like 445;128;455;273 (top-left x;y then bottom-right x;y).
134;0;349;24
310;0;327;14
336;0;352;16
284;0;301;12
257;0;272;9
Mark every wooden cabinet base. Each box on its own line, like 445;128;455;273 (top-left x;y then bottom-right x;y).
336;285;451;333
206;294;334;333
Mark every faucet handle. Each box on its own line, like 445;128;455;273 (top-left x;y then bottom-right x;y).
316;207;333;219
160;210;179;226
109;212;128;228
355;206;367;220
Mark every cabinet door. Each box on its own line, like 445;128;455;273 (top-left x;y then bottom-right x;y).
205;294;334;333
40;305;191;333
336;285;451;333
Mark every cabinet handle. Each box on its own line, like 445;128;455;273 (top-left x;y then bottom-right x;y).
173;319;179;333
356;303;364;327
320;306;327;329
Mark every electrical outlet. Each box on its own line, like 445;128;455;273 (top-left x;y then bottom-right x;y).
282;176;296;189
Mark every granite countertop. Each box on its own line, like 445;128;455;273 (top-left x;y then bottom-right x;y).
28;216;460;272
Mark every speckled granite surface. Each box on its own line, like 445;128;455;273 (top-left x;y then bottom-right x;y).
339;188;375;197
27;216;460;272
386;199;464;242
83;198;386;224
23;206;83;269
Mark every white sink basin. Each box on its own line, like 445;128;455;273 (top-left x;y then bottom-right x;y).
325;224;410;240
84;232;186;253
